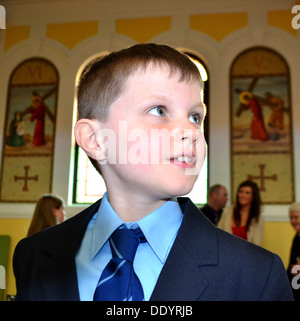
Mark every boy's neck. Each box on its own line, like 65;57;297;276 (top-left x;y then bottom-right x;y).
106;191;169;222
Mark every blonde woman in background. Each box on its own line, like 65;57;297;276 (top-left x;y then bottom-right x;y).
218;180;264;246
27;194;66;237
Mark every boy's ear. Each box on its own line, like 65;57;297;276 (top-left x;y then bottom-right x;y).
74;119;106;162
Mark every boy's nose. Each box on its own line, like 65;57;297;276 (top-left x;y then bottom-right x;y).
175;120;200;144
181;128;198;143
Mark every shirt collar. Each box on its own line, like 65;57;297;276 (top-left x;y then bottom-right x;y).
91;193;183;263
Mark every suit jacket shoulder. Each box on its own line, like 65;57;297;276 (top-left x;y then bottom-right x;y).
151;197;293;301
13;199;101;301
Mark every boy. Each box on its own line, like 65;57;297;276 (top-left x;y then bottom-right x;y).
13;43;293;301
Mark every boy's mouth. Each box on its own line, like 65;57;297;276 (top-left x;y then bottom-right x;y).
174;156;193;163
169;154;196;167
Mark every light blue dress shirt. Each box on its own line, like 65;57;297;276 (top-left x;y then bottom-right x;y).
75;192;183;301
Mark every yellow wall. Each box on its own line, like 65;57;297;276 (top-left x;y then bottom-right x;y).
0;218;295;299
0;218;30;299
262;222;295;267
190;12;248;41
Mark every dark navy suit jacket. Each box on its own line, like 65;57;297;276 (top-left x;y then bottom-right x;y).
13;197;293;301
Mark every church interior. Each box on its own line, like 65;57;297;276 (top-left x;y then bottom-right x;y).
0;0;299;300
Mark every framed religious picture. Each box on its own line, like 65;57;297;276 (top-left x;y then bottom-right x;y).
230;47;294;204
0;58;59;202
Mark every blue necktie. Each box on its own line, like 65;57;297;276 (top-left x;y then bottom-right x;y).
93;227;146;301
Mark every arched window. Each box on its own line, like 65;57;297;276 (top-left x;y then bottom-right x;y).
184;52;209;204
72;51;209;204
0;58;59;202
230;46;294;204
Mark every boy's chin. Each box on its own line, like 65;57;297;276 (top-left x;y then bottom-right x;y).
175;189;193;198
164;183;195;199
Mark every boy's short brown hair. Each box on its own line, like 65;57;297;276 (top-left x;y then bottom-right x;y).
77;43;202;122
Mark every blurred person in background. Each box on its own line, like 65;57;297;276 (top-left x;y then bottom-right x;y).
27;194;66;237
218;180;264;246
200;184;228;225
287;203;300;301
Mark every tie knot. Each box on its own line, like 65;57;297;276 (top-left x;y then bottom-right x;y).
109;227;145;262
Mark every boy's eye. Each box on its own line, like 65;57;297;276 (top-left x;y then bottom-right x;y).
148;106;166;117
189;113;201;124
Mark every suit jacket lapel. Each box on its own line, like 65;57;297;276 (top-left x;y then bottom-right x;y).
38;197;216;301
40;199;102;301
150;197;218;301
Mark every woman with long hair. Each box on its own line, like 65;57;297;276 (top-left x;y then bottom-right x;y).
218;180;264;245
27;194;66;237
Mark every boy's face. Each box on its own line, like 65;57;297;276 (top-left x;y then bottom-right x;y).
97;64;207;202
